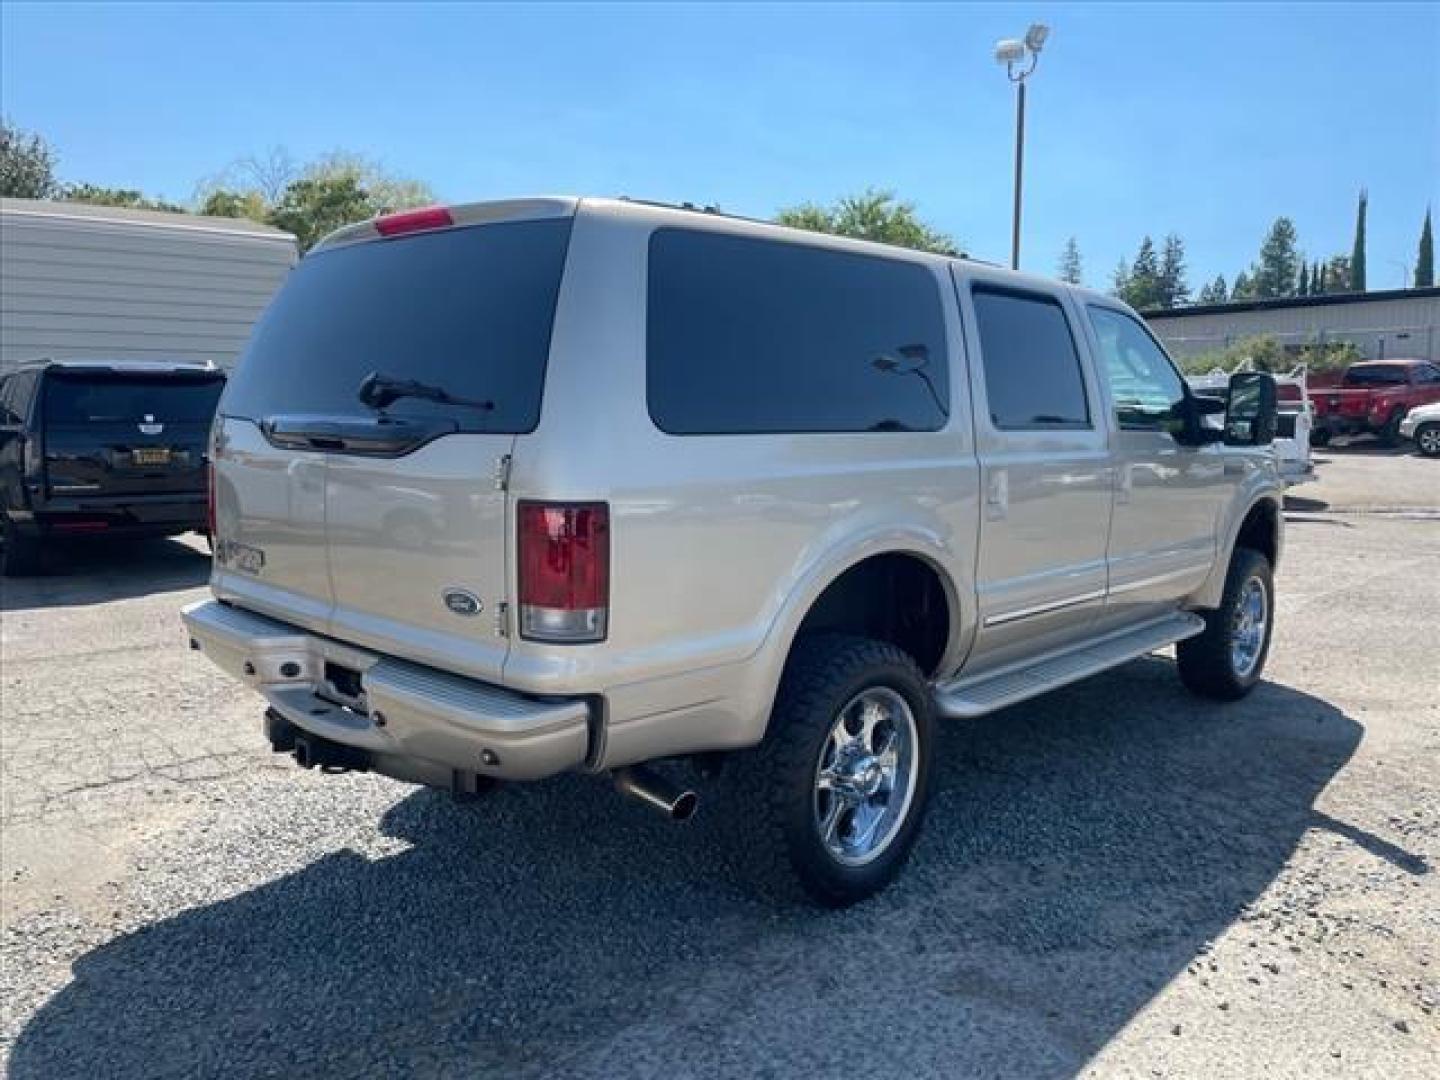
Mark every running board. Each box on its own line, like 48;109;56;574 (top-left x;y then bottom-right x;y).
933;612;1207;719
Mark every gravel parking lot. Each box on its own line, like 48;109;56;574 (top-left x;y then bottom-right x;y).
2;447;1437;1079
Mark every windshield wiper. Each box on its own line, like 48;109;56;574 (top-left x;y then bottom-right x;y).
357;371;495;413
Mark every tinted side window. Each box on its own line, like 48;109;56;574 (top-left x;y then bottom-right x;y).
1415;364;1440;384
0;372;37;426
647;229;949;434
971;287;1089;430
1087;306;1187;430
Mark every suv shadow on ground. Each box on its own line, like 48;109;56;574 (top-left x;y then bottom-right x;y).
0;536;209;611
11;662;1417;1078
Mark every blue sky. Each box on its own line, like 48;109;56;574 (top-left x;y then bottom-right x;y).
4;2;1437;289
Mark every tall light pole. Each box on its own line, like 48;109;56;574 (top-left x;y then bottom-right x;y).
995;23;1050;270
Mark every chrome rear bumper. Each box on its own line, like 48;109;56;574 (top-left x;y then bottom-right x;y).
182;600;591;783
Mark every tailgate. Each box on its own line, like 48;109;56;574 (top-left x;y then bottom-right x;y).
1314;389;1371;417
213;208;573;681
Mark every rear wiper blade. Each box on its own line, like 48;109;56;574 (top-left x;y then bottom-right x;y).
357;371;495;413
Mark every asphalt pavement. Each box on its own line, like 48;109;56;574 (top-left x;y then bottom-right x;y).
1;445;1436;1078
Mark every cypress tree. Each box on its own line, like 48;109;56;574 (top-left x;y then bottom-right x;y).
1416;207;1434;288
1350;188;1367;292
1298;262;1310;296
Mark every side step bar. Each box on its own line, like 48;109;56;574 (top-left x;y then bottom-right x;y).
934;611;1206;719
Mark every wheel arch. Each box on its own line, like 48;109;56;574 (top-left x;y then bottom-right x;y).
742;531;972;744
1193;492;1283;610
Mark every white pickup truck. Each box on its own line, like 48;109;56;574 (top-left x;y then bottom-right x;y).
1188;364;1314;486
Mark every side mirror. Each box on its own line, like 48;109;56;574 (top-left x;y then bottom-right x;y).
1224;372;1278;446
1170;390;1225;446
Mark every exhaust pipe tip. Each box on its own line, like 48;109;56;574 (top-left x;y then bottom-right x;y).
614;765;698;823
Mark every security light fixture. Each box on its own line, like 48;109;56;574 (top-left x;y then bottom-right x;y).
994;38;1026;65
1024;23;1050;53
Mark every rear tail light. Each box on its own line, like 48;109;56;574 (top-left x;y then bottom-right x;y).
517;502;609;643
374;206;454;237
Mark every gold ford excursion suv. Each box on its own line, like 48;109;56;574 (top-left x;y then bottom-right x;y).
184;197;1283;905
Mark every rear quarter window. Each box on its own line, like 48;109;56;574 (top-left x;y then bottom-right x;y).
646;228;950;434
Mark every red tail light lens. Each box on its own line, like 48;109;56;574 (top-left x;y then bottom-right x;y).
374;206;454;237
518;502;609;643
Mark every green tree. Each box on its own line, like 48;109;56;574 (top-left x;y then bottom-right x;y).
1231;270;1255;300
775;189;958;255
1297;262;1310;297
1416;207;1434;288
1254;217;1301;298
1349;188;1367;291
1197;274;1227;304
1310;260;1324;296
265;155;435;251
199;188;268;222
1325;254;1352;293
1057;236;1083;284
1116;236;1165;310
61;183;186;213
1111;258;1130;298
1158;233;1189;307
1;118;59;198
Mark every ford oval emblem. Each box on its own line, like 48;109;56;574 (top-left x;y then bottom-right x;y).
442;588;483;617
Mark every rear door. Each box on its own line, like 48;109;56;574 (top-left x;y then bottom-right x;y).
40;368;223;498
956;274;1115;673
215;212;573;680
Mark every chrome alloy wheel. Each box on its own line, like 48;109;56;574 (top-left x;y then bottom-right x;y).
1230;575;1269;679
813;686;919;867
1418;426;1440;456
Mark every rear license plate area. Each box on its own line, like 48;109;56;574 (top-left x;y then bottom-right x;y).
132;447;172;466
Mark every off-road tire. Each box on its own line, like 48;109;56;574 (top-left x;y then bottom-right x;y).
0;518;43;578
737;633;935;907
1309;428;1332;448
1177;547;1273;701
1414;422;1440;458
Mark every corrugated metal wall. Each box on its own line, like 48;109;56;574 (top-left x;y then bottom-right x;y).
1147;293;1440;362
0;201;297;371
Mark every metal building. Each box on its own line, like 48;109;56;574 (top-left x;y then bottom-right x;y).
0;198;297;371
1144;287;1440;364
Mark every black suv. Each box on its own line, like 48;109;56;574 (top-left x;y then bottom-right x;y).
0;360;225;576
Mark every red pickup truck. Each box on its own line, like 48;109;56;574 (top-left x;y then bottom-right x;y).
1310;359;1440;446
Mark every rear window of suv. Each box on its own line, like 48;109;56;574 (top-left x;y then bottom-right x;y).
44;372;225;425
647;228;950;434
222;217;573;433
